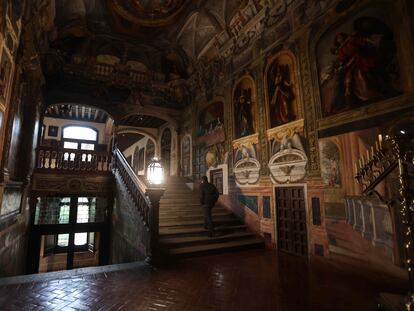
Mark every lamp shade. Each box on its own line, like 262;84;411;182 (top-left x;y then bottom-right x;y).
146;157;164;185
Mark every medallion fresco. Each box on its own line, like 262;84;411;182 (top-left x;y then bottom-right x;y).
317;9;401;117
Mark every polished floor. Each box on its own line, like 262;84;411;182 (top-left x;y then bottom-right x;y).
0;250;407;311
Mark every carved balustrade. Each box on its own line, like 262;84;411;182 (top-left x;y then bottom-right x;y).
63;61;165;86
344;196;394;258
36;147;112;173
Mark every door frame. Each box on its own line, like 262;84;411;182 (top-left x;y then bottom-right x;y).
273;183;310;258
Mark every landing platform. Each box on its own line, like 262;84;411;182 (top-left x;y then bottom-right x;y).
0;250;407;310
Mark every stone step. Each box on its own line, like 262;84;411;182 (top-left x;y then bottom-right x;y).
165;238;264;257
156;178;264;259
159;224;248;237
159;231;257;248
159;216;239;228
160;203;205;210
162;193;198;198
328;245;367;262
160;200;200;205
160;208;232;221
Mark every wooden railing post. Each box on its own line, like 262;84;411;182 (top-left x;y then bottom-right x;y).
145;188;165;264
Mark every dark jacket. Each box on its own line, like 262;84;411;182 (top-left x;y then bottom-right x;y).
200;182;219;207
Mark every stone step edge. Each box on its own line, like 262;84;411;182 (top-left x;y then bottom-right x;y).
159;232;256;245
166;238;264;255
159;224;247;236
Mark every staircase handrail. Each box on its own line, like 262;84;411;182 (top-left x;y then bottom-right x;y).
112;148;165;263
112;148;152;226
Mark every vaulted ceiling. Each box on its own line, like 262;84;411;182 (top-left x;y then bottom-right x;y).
49;0;261;66
41;0;264;117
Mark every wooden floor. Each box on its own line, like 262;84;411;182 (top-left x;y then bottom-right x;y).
0;249;407;311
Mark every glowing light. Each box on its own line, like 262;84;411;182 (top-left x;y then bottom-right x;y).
147;157;164;185
63;126;97;141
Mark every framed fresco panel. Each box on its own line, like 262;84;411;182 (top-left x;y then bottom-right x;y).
265;50;300;129
316;8;401;118
319;139;341;188
197;101;225;146
181;135;191;177
0;48;13;104
233;76;257;139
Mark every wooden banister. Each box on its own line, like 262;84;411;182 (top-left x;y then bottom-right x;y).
112;148;164;263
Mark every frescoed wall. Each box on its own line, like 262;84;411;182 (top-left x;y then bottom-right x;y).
319;140;341;188
265;51;299;129
233;77;256;139
316;9;401;117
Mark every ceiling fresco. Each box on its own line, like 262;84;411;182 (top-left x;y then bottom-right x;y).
110;0;190;27
41;0;267;113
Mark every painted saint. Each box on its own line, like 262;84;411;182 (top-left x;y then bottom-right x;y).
319;15;400;117
234;86;255;139
268;62;295;128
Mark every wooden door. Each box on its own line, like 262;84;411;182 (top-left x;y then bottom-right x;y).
275;187;308;257
210;169;223;194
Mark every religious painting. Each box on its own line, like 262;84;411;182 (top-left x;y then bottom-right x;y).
319;140;341;187
197;102;224;146
133;146;140;174
265;52;298;128
161;128;171;176
233;77;256;139
317;10;401;118
205;143;225;168
0;49;12;102
181;136;191;176
145;139;155;169
138;148;145;171
0;0;7;35
48;126;59;137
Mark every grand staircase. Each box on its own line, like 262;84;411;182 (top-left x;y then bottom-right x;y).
158;176;264;258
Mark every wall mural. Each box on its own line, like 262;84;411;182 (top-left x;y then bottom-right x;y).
233;77;256;139
161;128;172;176
266;52;297;128
133;146;140;174
317;11;401;117
181;136;191;176
145;139;155;169
138;148;145;171
0;49;12;103
0;1;6;35
319;139;341;187
197;101;224;147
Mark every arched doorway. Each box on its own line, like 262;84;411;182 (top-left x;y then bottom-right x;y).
161;128;171;176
